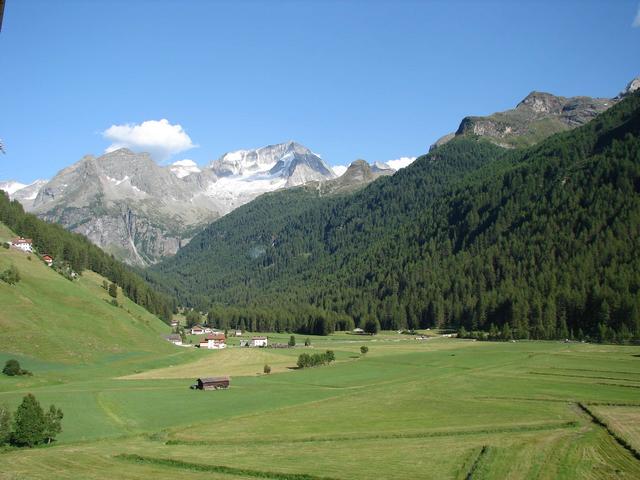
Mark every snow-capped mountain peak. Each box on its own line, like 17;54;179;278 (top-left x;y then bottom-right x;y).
0;180;28;195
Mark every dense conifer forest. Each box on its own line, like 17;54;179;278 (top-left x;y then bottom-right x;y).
0;193;174;321
151;91;639;341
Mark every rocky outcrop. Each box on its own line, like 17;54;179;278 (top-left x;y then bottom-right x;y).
431;77;639;151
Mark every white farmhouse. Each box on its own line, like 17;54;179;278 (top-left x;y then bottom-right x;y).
250;336;268;347
11;237;33;253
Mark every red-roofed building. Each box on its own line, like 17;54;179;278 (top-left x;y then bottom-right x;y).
199;333;227;350
11;237;32;253
41;254;54;267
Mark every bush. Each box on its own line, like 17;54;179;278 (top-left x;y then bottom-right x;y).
288;335;296;347
360;345;369;355
2;359;30;376
108;282;118;298
263;364;271;374
304;337;311;346
0;264;20;285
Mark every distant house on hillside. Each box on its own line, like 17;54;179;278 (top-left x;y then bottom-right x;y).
199;333;226;349
234;329;242;337
352;328;365;334
196;376;230;390
170;319;179;328
250;336;268;347
166;334;182;346
10;237;32;253
41;254;53;267
191;325;205;335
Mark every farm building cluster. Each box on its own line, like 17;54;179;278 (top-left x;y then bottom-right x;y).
6;237;54;266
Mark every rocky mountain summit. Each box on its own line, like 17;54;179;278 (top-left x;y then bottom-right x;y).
431;76;639;150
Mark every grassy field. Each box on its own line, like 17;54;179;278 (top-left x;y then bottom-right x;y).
1;334;639;479
2;223;640;478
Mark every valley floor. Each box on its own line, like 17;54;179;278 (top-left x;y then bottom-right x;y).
1;334;640;479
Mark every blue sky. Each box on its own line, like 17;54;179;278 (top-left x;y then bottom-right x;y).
1;0;639;183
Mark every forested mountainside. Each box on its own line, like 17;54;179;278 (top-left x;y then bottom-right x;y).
0;192;173;321
151;91;640;341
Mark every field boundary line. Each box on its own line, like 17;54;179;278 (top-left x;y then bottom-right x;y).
166;421;578;446
115;453;341;480
577;403;640;462
464;445;489;480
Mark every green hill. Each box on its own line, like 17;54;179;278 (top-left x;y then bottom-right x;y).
0;222;173;363
150;91;640;342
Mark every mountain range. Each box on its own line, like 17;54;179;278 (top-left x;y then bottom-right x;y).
1;140;406;265
2;79;638;267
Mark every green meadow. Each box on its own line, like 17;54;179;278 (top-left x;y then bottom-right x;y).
1;223;640;479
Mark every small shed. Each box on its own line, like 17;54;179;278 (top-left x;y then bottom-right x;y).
41;254;54;267
196;376;230;390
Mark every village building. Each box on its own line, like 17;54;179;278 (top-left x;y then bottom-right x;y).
352;328;365;334
249;336;268;347
10;237;33;253
166;334;183;346
199;333;227;349
234;329;242;337
190;325;205;335
170;319;179;328
195;376;230;390
41;254;54;267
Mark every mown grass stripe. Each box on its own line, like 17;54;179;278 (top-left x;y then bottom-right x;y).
115;454;341;480
166;421;578;446
528;371;640;383
577;403;640;462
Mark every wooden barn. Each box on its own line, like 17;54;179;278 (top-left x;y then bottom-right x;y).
196;376;230;390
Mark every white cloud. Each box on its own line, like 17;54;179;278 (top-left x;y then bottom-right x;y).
634;4;640;27
103;119;195;161
169;159;201;178
386;156;417;170
332;165;348;176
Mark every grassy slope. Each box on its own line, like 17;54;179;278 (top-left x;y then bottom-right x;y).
0;221;174;364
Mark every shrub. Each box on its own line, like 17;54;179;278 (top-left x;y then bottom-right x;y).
360;346;369;355
304;337;311;346
0;264;20;285
2;359;30;376
288;335;296;347
263;364;271;374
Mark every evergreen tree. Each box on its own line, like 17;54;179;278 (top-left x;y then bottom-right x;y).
12;394;46;447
